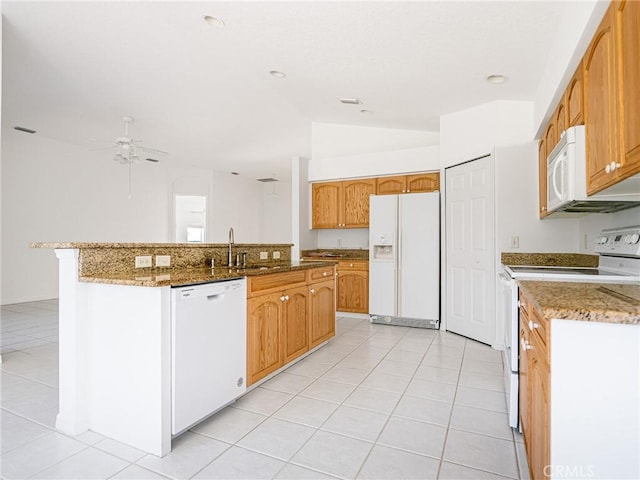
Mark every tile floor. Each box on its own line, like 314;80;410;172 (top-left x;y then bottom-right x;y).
1;299;529;479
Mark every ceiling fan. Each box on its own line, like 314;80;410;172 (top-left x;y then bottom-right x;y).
95;115;167;164
92;116;168;198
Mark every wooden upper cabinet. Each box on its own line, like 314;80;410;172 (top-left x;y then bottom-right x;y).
375;172;440;195
544;120;556;156
615;0;640;180
566;62;584;127
376;176;406;195
312;182;342;229
555;100;568;139
538;137;548;218
406;172;439;193
584;4;620;195
342;179;375;228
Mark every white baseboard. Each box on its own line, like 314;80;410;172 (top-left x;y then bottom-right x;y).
1;295;58;306
336;312;369;320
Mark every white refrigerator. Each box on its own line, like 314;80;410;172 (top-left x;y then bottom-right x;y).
369;192;440;328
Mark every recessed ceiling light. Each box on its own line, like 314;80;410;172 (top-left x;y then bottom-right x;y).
486;74;507;84
338;97;361;105
269;70;286;78
14;126;36;134
203;15;225;28
360;109;373;115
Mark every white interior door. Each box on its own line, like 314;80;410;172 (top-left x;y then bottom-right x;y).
445;156;495;344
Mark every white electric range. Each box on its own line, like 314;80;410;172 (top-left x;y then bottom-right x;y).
499;225;640;429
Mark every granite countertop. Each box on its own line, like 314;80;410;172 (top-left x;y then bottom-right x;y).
518;281;640;325
501;252;599;268
301;249;369;260
79;261;335;287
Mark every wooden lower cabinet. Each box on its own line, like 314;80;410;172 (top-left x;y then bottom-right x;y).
247;292;284;385
309;279;335;348
519;292;551;480
336;261;368;314
282;286;309;364
247;267;336;386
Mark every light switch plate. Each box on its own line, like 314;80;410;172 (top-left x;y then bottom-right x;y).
510;236;520;249
156;255;171;267
135;256;152;268
260;252;268;260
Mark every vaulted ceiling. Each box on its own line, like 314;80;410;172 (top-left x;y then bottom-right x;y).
2;1;572;178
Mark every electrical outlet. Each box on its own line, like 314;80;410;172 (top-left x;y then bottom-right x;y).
156;255;171;267
510;236;520;249
260;251;268;260
273;251;281;260
135;256;152;268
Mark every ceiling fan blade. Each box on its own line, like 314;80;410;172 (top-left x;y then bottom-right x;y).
138;146;168;155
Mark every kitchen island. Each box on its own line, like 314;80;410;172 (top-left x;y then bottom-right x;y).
32;242;336;457
517;280;639;479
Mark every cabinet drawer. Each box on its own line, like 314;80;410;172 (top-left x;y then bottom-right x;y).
308;266;336;281
337;260;369;271
247;270;308;297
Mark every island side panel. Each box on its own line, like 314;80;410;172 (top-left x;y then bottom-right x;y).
85;283;172;457
551;319;640;479
54;248;90;435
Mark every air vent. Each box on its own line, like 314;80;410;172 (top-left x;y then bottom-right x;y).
14;126;36;134
337;97;361;105
256;177;278;183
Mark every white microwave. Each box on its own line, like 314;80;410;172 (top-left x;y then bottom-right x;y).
545;125;640;215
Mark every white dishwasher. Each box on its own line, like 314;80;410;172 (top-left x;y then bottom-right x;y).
171;278;247;435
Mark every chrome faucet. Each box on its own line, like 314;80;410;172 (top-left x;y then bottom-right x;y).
228;227;235;266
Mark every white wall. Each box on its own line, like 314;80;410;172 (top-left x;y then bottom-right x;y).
260;179;292;244
1;128;170;303
309;146;440;182
291;156;317;259
495;143;579;255
312;122;439;160
440;101;535;169
317;229;369;250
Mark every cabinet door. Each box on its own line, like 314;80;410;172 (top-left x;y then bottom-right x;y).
616;0;640;180
584;5;620;195
247;292;283;385
529;339;550;480
312;182;342;229
566;62;584;127
309;279;336;348
538;137;548;218
342;179;375;228
336;270;369;313
376;176;406;195
406;173;440;193
555;100;568;139
282;286;309;364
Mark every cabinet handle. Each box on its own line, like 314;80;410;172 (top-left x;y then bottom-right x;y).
285;295;289;301
280;295;286;302
323;272;328;276
521;338;533;351
606;163;612;173
310;288;315;294
350;263;354;267
541;206;547;212
528;320;540;331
